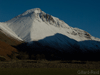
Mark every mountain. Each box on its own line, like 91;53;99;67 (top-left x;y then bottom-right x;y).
0;8;100;53
5;8;100;42
0;8;100;61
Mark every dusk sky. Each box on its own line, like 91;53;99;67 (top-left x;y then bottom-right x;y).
0;0;100;38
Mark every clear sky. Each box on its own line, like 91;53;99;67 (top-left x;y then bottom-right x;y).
0;0;100;38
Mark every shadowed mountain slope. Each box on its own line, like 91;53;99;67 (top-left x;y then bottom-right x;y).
15;33;100;61
28;33;100;52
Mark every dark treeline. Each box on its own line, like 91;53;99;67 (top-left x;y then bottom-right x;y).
10;41;100;61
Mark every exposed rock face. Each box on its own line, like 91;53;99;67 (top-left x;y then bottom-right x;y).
39;13;55;24
84;31;91;39
73;28;92;40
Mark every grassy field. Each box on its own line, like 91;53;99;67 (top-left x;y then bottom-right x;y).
0;60;100;68
0;60;100;75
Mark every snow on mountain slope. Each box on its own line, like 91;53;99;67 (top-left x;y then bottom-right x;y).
5;8;100;42
0;22;22;41
2;8;99;51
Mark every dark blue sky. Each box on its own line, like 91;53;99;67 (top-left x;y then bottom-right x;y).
0;0;100;38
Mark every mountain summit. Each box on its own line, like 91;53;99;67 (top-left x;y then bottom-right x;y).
22;8;42;15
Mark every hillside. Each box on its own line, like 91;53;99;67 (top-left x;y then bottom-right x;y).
0;30;22;60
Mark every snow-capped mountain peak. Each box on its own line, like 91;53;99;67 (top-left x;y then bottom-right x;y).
16;8;68;28
5;8;100;42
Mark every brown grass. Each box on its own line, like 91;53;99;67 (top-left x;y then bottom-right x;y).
0;60;100;69
0;40;17;60
0;31;22;46
0;31;23;60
